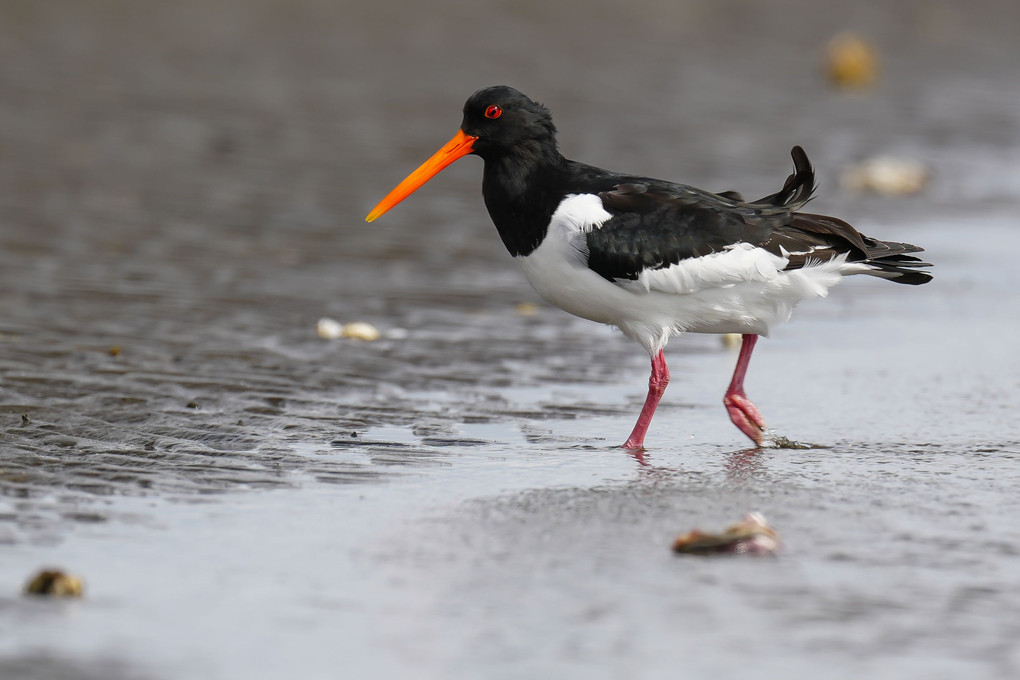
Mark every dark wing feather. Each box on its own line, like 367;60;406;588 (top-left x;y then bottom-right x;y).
586;146;932;285
588;182;765;281
751;145;816;208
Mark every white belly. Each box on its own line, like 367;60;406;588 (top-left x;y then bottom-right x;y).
515;194;859;354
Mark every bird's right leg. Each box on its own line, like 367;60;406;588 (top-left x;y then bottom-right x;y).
723;334;766;446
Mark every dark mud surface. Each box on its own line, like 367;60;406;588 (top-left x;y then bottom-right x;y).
2;1;1020;678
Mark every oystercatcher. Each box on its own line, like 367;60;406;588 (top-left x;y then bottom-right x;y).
366;86;932;449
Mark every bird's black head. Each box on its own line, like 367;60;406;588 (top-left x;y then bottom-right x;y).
460;86;559;161
365;86;561;223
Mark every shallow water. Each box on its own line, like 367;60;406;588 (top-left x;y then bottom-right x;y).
2;1;1020;678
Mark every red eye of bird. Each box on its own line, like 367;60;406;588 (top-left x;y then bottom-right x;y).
484;105;503;119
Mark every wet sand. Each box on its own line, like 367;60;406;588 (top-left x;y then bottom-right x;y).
2;1;1020;678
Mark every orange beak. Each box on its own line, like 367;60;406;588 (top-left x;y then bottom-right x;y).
366;129;478;222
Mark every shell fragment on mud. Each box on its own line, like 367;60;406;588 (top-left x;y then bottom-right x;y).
826;32;879;88
341;321;381;341
672;512;781;556
841;157;930;196
24;569;84;597
316;318;381;341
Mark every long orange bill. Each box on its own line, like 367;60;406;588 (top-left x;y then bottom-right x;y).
365;129;478;222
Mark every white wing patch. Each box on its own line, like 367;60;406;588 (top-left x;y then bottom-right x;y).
625;243;787;295
779;244;832;258
549;193;612;235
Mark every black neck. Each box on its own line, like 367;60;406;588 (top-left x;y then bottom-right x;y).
482;150;615;257
480;144;566;256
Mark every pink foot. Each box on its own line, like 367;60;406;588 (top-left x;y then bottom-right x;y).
724;392;766;446
723;335;767;446
621;436;646;451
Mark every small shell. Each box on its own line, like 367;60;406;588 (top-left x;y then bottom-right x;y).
826;32;879;88
316;317;344;339
24;569;84;598
317;319;382;341
340;321;381;342
841;157;930;196
720;333;741;349
672;512;781;556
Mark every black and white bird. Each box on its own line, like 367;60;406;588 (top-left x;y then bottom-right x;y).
366;86;932;450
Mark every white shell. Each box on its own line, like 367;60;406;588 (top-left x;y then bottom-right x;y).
316;317;344;339
340;321;381;342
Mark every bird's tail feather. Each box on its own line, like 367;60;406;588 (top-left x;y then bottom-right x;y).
753;146;816;209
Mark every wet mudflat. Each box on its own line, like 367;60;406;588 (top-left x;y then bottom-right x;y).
2;1;1020;678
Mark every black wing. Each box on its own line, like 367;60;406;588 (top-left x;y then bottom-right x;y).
586;182;767;280
585;146;932;285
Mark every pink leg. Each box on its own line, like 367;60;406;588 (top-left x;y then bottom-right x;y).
622;350;669;450
723;334;767;446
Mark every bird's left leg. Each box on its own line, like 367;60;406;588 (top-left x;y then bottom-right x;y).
622;349;669;450
723;334;767;446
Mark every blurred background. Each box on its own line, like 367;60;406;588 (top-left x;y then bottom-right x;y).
1;1;1019;679
2;0;1017;284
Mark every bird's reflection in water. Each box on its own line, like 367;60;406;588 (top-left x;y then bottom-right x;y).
619;444;770;483
620;446;686;483
624;447;649;467
724;447;768;482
